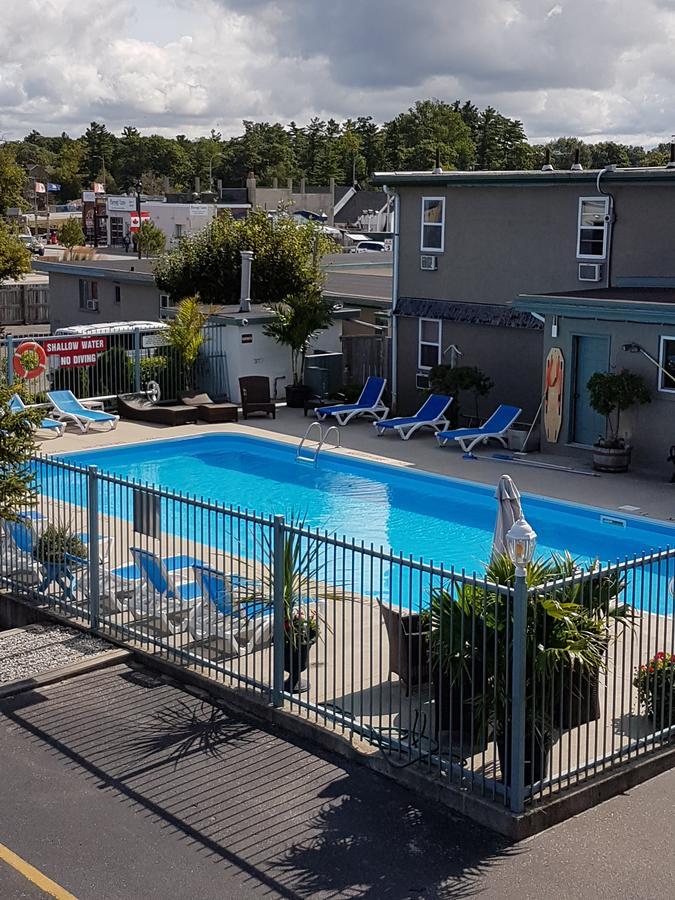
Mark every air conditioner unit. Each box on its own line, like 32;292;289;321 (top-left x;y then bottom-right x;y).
416;373;430;390
86;299;99;311
578;262;602;282
420;255;438;271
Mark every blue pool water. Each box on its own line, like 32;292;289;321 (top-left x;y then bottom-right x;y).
53;433;675;609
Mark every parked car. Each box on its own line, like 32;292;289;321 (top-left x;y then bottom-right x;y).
351;240;387;253
18;234;45;256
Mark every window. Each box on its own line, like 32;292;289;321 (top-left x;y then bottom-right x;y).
78;279;99;310
174;223;183;238
418;318;441;370
114;284;121;304
659;336;675;393
577;197;609;259
420;197;445;252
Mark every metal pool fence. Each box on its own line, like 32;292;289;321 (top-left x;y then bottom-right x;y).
2;452;675;814
2;324;229;404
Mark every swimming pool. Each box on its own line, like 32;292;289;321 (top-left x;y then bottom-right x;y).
56;433;675;580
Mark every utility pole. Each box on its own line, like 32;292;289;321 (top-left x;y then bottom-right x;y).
135;179;143;260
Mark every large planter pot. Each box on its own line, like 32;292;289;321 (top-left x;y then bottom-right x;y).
497;729;551;788
285;383;312;408
559;663;601;729
283;636;314;693
432;662;488;758
592;445;631;473
379;605;429;696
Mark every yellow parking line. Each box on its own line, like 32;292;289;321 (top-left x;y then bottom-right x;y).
0;841;77;899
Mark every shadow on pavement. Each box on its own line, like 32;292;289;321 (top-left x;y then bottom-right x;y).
0;663;519;898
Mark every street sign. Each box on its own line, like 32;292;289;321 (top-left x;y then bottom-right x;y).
107;196;137;212
141;332;169;349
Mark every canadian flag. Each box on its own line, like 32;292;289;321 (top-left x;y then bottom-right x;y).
92;182;105;193
34;182;46;193
129;211;150;232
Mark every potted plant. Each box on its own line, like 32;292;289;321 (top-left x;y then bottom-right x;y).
634;652;675;731
586;370;650;472
429;365;494;429
433;553;608;786
33;524;87;594
263;290;334;408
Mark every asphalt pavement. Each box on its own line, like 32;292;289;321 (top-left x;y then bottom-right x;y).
0;663;674;899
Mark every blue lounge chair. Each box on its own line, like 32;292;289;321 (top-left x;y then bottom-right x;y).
9;393;64;437
316;376;388;425
436;405;522;456
47;390;119;433
192;562;273;649
130;547;200;603
374;394;453;440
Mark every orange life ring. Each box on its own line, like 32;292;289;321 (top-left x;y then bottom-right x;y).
13;341;47;380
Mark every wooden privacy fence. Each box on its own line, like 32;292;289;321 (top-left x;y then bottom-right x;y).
0;284;50;326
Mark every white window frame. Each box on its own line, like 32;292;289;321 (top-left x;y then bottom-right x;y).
658;335;675;394
418;318;441;370
420;197;445;253
576;196;609;260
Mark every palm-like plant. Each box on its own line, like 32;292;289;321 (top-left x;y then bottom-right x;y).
263;290;334;385
166;296;207;390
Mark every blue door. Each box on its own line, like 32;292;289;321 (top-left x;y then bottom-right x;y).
572;335;610;445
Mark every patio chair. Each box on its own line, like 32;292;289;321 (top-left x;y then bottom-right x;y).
316;376;388;425
130;547;201;631
192;562;273;649
239;376;276;419
9;393;64;437
436;405;522;456
48;390;119;433
179;391;238;423
374;394;453;440
117;394;199;426
186;599;241;660
62;551;143;620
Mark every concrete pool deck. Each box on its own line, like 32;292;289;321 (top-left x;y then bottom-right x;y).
43;406;675;527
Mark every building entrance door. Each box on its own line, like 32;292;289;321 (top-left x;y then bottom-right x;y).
571;334;610;445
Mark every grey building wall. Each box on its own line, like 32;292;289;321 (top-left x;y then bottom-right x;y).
396;181;675;305
540;315;675;473
48;272;163;331
396;316;543;421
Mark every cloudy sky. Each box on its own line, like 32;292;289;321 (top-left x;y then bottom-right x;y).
1;0;673;145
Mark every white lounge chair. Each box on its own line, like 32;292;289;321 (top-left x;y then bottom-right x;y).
48;390;119;432
436;405;522;456
187;599;241;660
374;394;453;440
9;394;64;437
316;376;388;425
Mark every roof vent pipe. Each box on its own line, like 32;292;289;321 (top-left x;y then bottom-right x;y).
541;148;554;172
432;147;443;175
667;136;675;169
239;250;253;313
571;148;583;171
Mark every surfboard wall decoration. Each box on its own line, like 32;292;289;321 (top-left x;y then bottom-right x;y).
544;347;564;443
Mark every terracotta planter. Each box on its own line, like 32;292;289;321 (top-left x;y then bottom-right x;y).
592;445;631;473
379;605;430;696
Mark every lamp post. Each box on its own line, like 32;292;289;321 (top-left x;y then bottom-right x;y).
135;179;143;260
505;515;537;814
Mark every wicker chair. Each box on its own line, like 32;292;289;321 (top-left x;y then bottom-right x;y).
239;376;276;419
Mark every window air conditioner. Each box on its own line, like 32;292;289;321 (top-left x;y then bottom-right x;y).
86;299;99;311
420;255;438;271
578;262;602;282
416;373;430;390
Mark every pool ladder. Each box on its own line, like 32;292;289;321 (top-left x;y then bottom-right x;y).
296;421;341;465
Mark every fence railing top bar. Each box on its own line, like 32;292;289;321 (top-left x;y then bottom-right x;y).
530;545;675;594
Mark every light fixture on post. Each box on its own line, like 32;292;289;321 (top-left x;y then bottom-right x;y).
505;516;537;576
505;514;536;814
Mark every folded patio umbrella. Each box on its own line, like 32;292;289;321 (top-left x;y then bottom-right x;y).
491;474;522;562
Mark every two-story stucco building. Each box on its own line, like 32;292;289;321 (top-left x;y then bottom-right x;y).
373;164;675;472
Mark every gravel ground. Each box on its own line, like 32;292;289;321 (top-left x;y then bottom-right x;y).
0;624;111;684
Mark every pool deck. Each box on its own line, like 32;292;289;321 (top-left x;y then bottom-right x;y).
45;406;675;526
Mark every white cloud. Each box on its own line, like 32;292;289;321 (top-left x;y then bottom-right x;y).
0;0;674;147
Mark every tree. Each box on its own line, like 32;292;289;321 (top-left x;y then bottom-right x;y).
263;289;334;384
165;296;207;389
0;377;42;521
0;221;31;284
137;220;166;257
58;218;85;252
0;146;28;213
154;208;332;306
